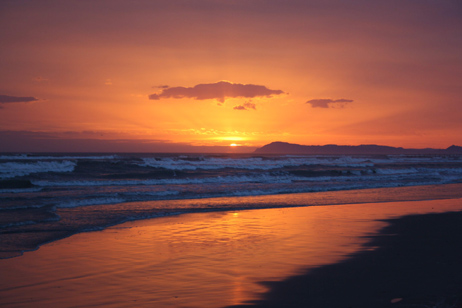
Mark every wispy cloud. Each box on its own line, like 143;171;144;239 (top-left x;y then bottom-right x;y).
149;81;284;103
0;95;39;104
152;85;169;89
306;98;353;108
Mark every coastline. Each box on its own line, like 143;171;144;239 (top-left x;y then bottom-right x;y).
2;183;462;260
1;195;462;307
233;210;462;308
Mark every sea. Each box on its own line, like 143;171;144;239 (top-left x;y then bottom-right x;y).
1;152;462;258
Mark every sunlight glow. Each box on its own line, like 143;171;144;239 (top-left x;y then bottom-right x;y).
218;136;246;141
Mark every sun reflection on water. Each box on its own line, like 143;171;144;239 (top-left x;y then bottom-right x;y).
2;198;462;307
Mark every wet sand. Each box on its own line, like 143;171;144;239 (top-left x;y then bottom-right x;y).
1;197;462;307
3;183;462;260
232;210;462;308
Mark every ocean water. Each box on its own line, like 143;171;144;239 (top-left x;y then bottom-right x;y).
1;152;462;258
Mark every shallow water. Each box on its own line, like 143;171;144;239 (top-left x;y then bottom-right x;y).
2;151;462;260
1;197;462;307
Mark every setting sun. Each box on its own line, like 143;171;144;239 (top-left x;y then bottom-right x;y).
230;143;239;147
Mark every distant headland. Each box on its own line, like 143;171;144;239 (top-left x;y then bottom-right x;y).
254;141;462;155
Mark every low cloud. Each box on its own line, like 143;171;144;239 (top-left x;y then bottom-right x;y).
0;95;39;104
306;98;353;108
149;81;284;103
234;101;257;111
0;130;257;153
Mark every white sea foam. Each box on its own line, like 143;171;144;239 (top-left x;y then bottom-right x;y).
0;161;76;179
139;156;377;171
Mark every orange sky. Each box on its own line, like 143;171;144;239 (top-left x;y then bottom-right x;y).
1;0;461;152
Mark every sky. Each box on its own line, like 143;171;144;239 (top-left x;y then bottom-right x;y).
1;0;461;152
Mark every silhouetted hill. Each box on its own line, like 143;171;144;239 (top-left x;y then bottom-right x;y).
446;145;462;153
254;142;462;155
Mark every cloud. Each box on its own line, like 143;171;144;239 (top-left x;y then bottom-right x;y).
33;76;49;82
0;95;39;104
244;102;256;110
152;85;169;89
306;98;353;108
149;81;284;103
234;101;257;111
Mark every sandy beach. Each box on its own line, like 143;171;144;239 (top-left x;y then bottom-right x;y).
232;208;462;308
1;195;462;307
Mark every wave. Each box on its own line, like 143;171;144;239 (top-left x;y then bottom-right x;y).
139;156;378;171
30;167;461;188
0;161;76;179
0;187;43;193
57;197;127;208
1;153;462;212
138;155;462;172
374;168;418;175
55;190;182;208
0;216;59;229
32;173;297;187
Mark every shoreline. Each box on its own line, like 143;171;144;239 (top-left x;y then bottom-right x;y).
232;211;462;308
2;183;462;260
2;197;462;307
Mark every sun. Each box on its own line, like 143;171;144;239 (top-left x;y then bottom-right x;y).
230;143;239;147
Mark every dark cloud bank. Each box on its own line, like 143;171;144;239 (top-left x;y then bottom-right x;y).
0;131;257;153
306;98;353;108
149;81;284;103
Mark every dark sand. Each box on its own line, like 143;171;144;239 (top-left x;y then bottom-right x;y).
232;211;462;308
